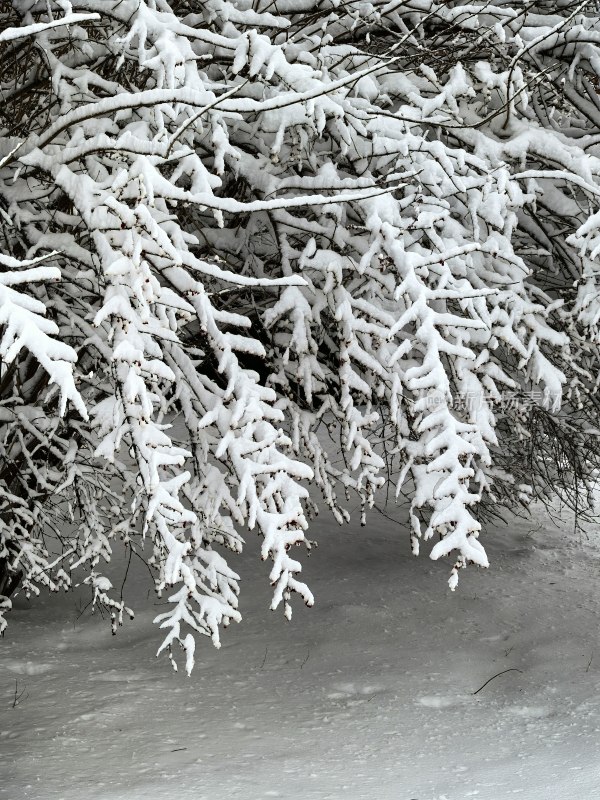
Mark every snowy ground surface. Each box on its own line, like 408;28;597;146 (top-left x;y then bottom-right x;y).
2;502;600;800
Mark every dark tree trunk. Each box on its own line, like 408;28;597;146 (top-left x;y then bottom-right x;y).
0;556;22;600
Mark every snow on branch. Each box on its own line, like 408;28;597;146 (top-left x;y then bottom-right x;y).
2;0;600;667
0;12;100;43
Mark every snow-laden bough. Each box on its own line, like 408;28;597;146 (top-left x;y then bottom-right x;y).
1;0;600;671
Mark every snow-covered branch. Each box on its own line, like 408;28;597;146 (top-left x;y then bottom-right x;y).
2;0;600;669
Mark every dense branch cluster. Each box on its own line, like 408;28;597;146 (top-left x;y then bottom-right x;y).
2;0;600;671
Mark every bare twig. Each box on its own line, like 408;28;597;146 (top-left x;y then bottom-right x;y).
12;679;27;708
473;668;523;696
260;646;268;669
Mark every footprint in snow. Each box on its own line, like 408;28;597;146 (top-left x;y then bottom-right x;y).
327;682;383;700
3;660;53;675
418;695;461;709
89;669;153;682
505;705;551;719
75;713;97;722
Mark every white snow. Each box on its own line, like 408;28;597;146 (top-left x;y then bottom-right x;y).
1;502;599;800
0;13;100;43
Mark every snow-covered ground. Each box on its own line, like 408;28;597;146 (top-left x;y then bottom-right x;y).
2;503;600;800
